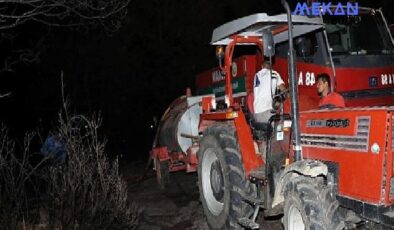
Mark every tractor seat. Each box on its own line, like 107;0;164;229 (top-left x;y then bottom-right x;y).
249;117;272;141
250;119;271;132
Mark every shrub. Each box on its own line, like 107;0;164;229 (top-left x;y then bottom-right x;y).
0;108;138;229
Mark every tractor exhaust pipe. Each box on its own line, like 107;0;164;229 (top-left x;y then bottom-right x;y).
281;0;302;161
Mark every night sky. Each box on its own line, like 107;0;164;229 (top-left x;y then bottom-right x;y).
0;0;392;161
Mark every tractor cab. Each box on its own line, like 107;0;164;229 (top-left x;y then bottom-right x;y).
196;6;394;112
206;13;324;137
324;7;394;103
324;7;393;57
274;6;394;108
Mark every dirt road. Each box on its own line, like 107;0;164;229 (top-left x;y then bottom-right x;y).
124;161;283;230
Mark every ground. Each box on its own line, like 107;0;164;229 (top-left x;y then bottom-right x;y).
122;160;283;230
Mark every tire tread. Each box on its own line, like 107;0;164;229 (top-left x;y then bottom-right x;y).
284;176;345;230
198;124;257;229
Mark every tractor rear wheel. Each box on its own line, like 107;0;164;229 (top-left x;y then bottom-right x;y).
197;125;256;229
283;176;344;230
155;157;169;191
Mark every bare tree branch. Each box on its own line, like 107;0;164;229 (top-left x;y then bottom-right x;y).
0;0;131;78
0;0;131;30
0;100;139;228
0;30;46;73
0;92;11;97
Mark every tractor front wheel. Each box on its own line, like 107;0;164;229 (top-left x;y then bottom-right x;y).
283;176;344;230
197;125;256;229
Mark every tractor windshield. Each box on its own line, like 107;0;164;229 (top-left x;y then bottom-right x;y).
324;11;394;55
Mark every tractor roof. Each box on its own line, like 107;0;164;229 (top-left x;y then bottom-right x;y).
211;13;324;45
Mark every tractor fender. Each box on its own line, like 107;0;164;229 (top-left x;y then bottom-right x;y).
271;160;328;209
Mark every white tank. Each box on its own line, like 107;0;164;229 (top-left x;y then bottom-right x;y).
154;95;203;153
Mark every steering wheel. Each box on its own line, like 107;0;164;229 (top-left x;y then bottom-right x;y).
272;88;289;110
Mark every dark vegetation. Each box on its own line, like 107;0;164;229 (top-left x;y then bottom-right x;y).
0;101;138;229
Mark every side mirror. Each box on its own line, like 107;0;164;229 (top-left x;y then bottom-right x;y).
262;30;275;57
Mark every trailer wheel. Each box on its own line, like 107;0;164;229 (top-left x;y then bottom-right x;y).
155;157;169;191
283;176;344;230
197;125;256;229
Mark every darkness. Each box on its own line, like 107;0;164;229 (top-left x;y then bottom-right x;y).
0;0;392;161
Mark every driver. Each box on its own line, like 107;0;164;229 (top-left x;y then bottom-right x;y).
253;57;287;123
316;73;345;109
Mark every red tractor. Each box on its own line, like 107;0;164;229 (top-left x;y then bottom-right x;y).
151;1;394;229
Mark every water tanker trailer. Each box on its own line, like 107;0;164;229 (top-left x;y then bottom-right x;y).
151;93;206;190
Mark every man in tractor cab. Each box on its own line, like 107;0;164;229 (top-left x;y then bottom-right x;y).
253;57;287;123
316;73;345;109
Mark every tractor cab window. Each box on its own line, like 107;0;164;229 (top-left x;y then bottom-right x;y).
275;31;327;65
324;11;394;55
294;33;318;61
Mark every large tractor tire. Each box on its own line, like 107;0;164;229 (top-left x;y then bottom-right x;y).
283;176;345;230
197;125;256;229
154;157;170;191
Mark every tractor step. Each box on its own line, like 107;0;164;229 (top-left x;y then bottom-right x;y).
238;217;259;229
248;170;267;185
240;193;264;206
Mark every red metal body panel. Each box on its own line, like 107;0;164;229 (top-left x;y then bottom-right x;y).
336;67;394;107
195;55;259;93
151;147;170;161
195;68;216;90
275;57;332;110
300;108;393;204
386;116;393;204
186;145;198;173
199;110;264;176
233;110;264;175
170;164;187;172
202;96;214;112
152;147;193;173
169;152;187;172
343;96;394;107
275;58;394;108
200;111;234;120
197;55;394;111
335;67;394;92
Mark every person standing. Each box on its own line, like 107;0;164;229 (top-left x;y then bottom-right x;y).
253;58;287;123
